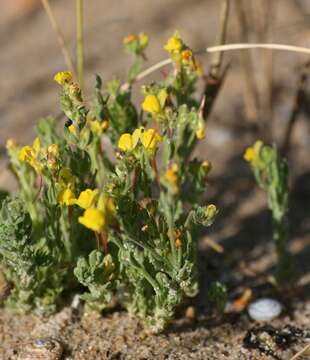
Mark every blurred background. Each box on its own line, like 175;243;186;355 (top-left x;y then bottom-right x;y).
0;0;309;194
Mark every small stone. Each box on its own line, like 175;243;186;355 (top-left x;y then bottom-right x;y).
18;338;63;360
248;298;282;321
71;294;82;309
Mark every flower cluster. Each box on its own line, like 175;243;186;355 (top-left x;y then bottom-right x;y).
123;32;149;56
164;31;201;74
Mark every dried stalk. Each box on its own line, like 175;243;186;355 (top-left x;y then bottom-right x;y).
76;0;84;90
256;0;275;142
210;0;230;78
202;63;229;120
281;60;310;155
124;43;310;87
201;0;230;120
235;0;259;123
289;343;310;360
40;0;75;75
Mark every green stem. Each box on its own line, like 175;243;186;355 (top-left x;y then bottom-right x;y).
184;210;195;230
59;210;71;260
272;213;292;284
127;236;167;265
76;0;84;90
166;203;177;268
272;214;288;260
130;256;160;293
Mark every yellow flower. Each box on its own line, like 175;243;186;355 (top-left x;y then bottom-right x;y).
68;83;82;101
54;71;73;85
131;128;143;148
205;204;217;219
102;120;109;130
244;147;255;162
142;95;161;114
32;137;41;154
118;133;134;152
181;49;193;62
47;144;59;158
140;128;162;153
57;188;76;206
78;208;105;232
68;124;76;135
90;120;109;136
118;128;161;155
139;33;149;48
165;163;179;186
196;126;205;140
123;33;149;51
202;160;212;175
164;33;182;54
157;89;168;108
19;145;33;162
6;138;16;150
46;144;59;169
97;195;116;228
19;137;43;172
244;142;264;163
123;34;138;44
75;189;99;209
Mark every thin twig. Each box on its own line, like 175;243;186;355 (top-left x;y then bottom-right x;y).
76;0;84;90
289;343;310;360
281;60;310;156
202;63;230;120
134;59;172;82
206;43;310;55
122;43;310;88
235;0;259;123
210;0;230;78
40;0;75;75
205;237;224;253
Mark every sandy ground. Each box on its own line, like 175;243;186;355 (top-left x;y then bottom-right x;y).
0;0;310;359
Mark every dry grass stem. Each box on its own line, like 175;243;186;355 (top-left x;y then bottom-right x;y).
40;0;75;76
235;0;259;122
210;0;230;78
289;343;310;360
256;0;275;142
126;43;310;87
205;237;224;254
76;0;84;90
281;60;310;155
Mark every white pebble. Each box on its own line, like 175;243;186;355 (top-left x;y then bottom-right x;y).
248;298;282;321
71;294;82;309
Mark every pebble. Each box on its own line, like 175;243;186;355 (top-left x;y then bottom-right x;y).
248;298;282;321
71;293;82;310
18;338;63;360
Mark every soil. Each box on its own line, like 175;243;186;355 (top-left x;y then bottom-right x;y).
0;1;310;359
